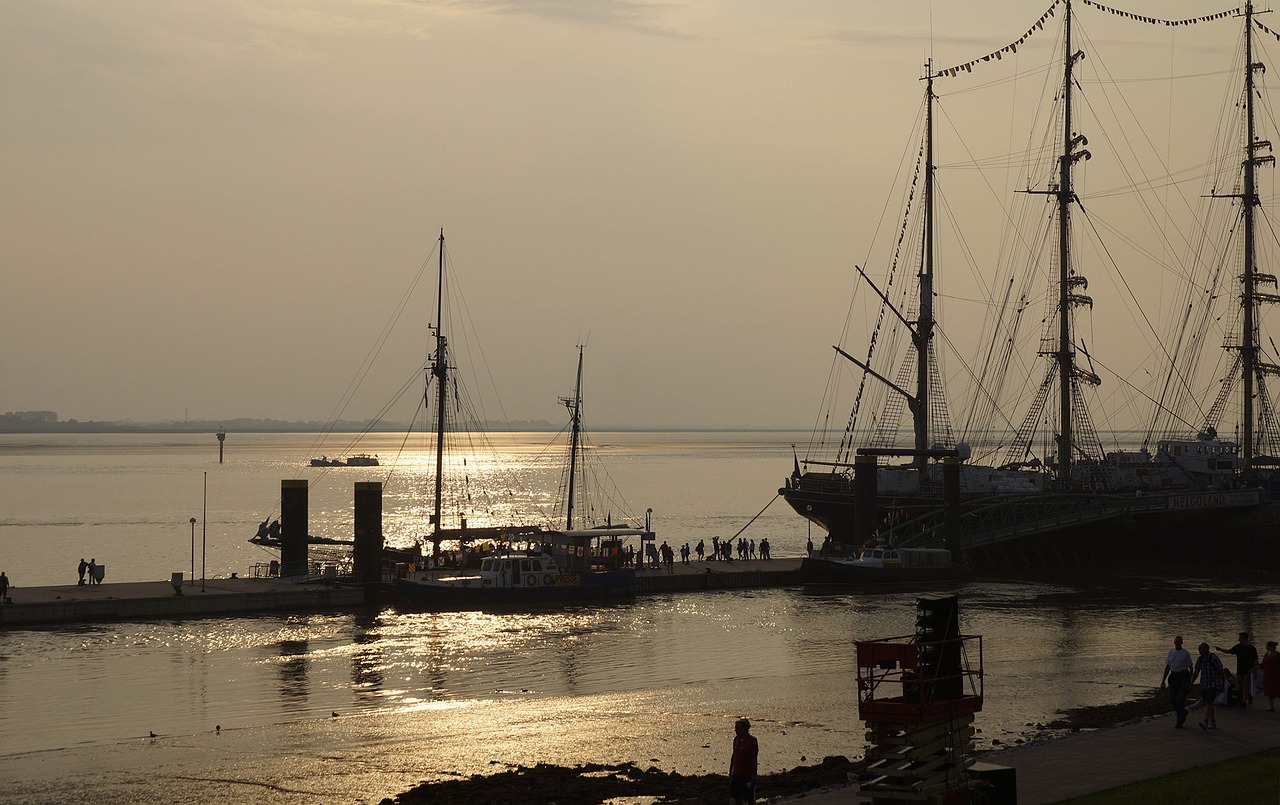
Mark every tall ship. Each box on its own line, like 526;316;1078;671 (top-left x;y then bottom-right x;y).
393;233;648;607
783;1;1278;568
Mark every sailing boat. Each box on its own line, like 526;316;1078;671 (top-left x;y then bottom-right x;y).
783;1;1270;569
393;239;647;606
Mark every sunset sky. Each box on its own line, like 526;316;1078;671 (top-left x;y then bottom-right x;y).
0;1;1262;428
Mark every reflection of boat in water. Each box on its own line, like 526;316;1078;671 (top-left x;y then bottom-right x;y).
308;454;380;467
782;2;1276;566
802;542;970;586
392;233;649;608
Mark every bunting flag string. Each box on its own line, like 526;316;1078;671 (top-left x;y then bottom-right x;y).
933;0;1242;81
932;0;1061;79
1080;0;1241;28
1256;18;1280;43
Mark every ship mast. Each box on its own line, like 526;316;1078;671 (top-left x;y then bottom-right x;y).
1052;0;1091;487
562;346;585;530
430;229;448;559
913;61;937;464
1242;1;1263;467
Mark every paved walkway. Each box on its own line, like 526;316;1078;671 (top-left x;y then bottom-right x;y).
777;703;1280;804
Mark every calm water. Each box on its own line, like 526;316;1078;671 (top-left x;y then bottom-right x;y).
0;433;1276;804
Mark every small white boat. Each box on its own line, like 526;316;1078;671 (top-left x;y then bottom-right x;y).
802;542;969;586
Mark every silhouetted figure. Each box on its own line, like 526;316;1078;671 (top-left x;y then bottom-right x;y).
78;558;88;586
729;718;758;805
88;559;98;585
1215;632;1260;706
1160;635;1193;728
1192;642;1225;730
0;571;9;603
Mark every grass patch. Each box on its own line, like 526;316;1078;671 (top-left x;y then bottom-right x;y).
1054;747;1280;804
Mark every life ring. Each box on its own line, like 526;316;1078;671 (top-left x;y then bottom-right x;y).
528;575;538;586
543;574;554;586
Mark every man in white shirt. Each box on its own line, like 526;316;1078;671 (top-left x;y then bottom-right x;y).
1160;634;1194;728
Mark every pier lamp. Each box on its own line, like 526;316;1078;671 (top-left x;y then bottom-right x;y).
189;517;197;586
646;508;652;533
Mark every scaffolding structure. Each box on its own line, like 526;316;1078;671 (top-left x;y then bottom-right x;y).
855;595;984;804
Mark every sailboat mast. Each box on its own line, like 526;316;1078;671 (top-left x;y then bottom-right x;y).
430;229;448;557
1242;2;1259;467
914;62;936;463
1056;0;1078;486
565;346;584;531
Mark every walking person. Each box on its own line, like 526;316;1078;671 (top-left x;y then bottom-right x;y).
78;558;88;586
696;540;705;561
728;718;758;805
1260;640;1280;711
1214;632;1260;706
1191;642;1225;730
1160;635;1194;728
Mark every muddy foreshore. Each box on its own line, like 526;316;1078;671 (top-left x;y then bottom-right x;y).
380;690;1172;804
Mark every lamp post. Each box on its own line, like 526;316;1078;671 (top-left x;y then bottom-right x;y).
189;517;196;585
201;471;207;592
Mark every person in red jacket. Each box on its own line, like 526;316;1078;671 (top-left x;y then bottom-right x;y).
729;718;758;804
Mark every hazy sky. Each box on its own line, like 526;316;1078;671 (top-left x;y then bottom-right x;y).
0;1;1255;428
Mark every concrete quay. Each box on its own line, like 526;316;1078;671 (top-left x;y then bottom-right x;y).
0;557;801;627
778;702;1280;805
0;577;364;627
635;557;802;593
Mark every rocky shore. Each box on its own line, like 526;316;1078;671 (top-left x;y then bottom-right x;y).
381;689;1171;804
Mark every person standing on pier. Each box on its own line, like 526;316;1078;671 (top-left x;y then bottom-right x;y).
660;541;674;574
695;540;705;561
88;559;98;585
729;718;758;805
78;558;88;586
1160;635;1193;728
0;571;9;603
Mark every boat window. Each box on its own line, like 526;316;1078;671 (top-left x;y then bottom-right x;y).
481;558;494;571
531;560;543;572
521;560;532;572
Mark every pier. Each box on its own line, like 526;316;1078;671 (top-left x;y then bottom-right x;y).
635;557;801;593
0;558;803;627
0;577;364;627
